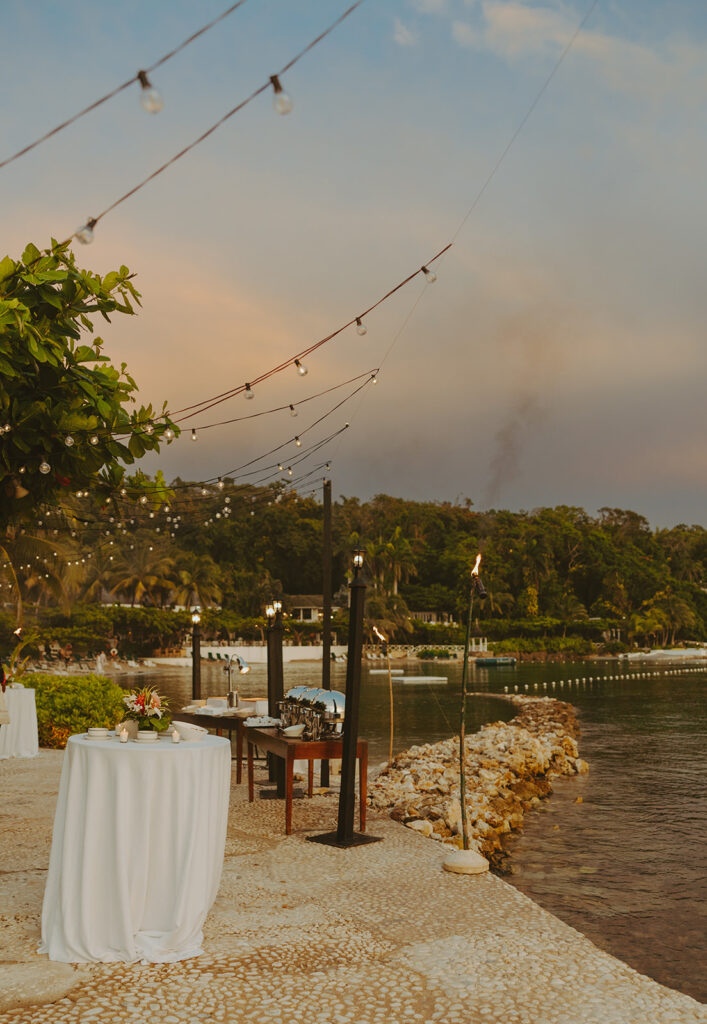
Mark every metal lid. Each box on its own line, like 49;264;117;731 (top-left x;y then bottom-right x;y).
284;686;310;702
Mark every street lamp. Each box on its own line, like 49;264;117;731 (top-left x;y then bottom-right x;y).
266;599;285;794
191;608;201;701
225;653;250;703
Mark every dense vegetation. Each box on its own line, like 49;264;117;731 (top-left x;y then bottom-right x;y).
2;485;706;656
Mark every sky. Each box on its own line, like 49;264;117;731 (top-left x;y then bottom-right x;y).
3;0;707;527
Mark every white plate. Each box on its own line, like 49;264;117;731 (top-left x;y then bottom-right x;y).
85;733;109;741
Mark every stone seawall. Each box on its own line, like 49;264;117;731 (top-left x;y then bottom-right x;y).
369;695;588;871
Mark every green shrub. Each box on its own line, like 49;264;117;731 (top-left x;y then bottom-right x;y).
29;673;125;749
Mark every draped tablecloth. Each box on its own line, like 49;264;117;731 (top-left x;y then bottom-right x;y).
40;733;231;963
0;687;39;759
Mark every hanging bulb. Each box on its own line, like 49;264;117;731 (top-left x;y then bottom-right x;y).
64;435;75;447
89;434;99;446
144;421;154;435
75;218;97;244
325;462;331;471
294;359;308;376
191;428;197;441
421;264;437;283
120;488;127;496
294;436;302;447
356;317;367;336
278;464;284;472
287;467;293;477
270;74;293;115
137;70;164;114
140;495;148;505
18;465;26;474
217;478;224;490
289;404;298;417
201;488;208;496
164;427;174;440
371;374;378;384
244;383;254;400
39;460;51;474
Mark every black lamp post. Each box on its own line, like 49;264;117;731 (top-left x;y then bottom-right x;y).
309;547;381;849
191;608;201;702
266;600;286;795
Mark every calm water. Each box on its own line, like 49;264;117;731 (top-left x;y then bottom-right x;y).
121;657;706;1002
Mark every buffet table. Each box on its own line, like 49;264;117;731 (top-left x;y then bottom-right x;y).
0;686;39;759
246;726;368;835
40;732;231;963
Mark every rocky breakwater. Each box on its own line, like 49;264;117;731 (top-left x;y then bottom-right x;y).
369;695;588;872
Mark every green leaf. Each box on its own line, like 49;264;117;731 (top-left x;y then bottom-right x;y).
0;256;15;283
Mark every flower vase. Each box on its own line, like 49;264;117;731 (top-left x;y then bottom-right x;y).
116;719;138;739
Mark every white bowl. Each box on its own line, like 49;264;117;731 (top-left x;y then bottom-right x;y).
87;728;108;738
282;724;305;739
173;721;207;742
137;730;158;742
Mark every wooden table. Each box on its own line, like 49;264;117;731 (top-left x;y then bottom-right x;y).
246;726;368;835
172;711;250;783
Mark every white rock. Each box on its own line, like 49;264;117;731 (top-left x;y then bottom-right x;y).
442;848;490;874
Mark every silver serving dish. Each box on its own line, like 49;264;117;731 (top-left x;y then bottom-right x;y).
279;685;346;737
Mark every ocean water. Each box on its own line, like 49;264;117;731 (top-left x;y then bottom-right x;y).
121;656;706;1002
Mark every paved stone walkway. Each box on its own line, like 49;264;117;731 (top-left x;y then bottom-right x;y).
1;751;705;1023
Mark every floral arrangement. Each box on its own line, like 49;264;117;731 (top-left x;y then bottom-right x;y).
122;686;171;732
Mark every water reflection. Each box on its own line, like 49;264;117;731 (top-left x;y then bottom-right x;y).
120;657;706;1001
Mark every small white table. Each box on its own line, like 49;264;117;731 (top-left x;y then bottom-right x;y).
40;732;231;963
0;687;39;759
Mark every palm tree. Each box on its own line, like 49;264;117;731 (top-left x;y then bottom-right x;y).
173;551;223;610
109;542;176;607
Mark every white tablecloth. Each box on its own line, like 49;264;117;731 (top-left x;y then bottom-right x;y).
40;733;231;963
0;688;39;759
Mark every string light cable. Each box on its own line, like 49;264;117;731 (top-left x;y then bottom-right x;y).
67;1;367;244
0;0;253;171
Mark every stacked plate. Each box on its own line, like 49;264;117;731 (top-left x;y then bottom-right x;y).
136;731;159;742
86;728;109;741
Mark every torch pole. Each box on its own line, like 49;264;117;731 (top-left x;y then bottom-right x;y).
321;478;332;788
386;640;394;765
459;588;474;851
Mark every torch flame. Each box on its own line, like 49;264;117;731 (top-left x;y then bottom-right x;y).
372;625;387;643
471;553;482;577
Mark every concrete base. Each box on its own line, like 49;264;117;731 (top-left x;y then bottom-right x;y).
442;847;490;874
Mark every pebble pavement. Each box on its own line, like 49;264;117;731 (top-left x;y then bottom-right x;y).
0;748;705;1024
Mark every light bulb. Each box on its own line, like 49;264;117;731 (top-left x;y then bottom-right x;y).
421;265;437;283
39;460;51;474
144;421;154;435
371;374;378;384
270;74;293;115
89;434;99;445
294;359;308;376
289;404;297;417
120;488;127;496
287;467;293;477
278;464;284;472
356;317;367;336
201;488;207;496
294;436;302;447
18;466;25;474
137;71;163;114
217;478;224;489
164;427;174;440
75;218;96;244
244;383;254;400
65;435;75;447
140;495;148;505
191;428;197;441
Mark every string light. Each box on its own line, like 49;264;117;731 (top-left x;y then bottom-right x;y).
191;428;198;441
289;404;297;417
294;359;308;377
144;421;155;435
89;434;99;445
75;218;97;245
356;317;367;336
421;265;437;283
217;477;224;489
294;436;302;447
164;427;175;440
64;435;75;447
270;75;293;115
39;460;51;474
137;71;163;114
244;384;254;400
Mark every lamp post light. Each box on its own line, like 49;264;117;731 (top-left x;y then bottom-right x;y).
266;599;286;794
309;547;381;849
191;608;202;702
224;653;250;704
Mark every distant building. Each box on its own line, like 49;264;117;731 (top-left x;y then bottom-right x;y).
285;595;340;623
410;611;457;626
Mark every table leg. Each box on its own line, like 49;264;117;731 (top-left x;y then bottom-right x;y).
247;741;254;803
359;747;367;832
308;760;314;797
286;752;294;835
236;724;243;784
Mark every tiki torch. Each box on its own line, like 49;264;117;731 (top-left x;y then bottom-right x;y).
373;625;394;765
443;553;490;875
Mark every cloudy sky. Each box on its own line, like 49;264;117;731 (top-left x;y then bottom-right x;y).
3;0;707;526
